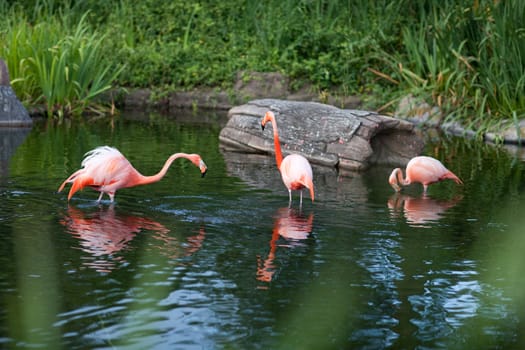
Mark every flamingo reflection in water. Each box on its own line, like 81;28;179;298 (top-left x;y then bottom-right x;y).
257;207;314;286
60;206;206;272
388;193;463;226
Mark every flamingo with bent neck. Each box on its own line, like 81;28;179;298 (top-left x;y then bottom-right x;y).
58;146;207;202
389;156;462;194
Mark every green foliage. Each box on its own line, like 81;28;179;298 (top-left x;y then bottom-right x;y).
0;7;122;118
1;0;525;127
380;0;525;132
94;0;408;94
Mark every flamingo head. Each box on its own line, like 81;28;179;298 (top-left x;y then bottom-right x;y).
261;111;275;131
389;168;402;192
199;160;207;177
188;154;208;177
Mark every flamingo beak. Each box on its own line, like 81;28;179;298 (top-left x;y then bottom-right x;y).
199;160;207;178
390;182;401;192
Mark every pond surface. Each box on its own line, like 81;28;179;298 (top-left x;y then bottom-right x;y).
1;110;525;349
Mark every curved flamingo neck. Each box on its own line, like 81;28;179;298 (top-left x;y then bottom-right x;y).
137;153;191;185
395;168;410;186
267;115;283;168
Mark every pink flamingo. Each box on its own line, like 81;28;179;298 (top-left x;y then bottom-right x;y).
58;146;207;202
261;111;315;206
389;156;463;193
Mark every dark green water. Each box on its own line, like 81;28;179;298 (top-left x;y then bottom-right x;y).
1;111;525;349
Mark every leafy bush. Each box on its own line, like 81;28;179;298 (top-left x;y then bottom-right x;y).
1;0;525;127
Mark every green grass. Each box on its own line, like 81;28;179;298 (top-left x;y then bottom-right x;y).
1;0;524;129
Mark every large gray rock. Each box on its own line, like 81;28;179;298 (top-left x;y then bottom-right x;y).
219;99;424;171
0;59;32;127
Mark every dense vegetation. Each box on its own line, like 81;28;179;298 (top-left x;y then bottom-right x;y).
0;0;524;132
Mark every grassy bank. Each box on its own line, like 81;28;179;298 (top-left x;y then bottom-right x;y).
0;0;524;133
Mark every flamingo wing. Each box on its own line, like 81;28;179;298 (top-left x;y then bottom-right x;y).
406;156;453;186
280;154;315;200
58;146;136;200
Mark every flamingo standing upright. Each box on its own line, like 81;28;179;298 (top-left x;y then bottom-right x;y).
389;156;462;193
58;146;207;202
261;111;314;206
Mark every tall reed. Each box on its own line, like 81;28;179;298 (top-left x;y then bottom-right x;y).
0;10;122;117
380;0;525;132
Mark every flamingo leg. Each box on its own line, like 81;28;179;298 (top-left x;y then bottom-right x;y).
288;190;292;207
97;192;104;203
299;190;303;208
